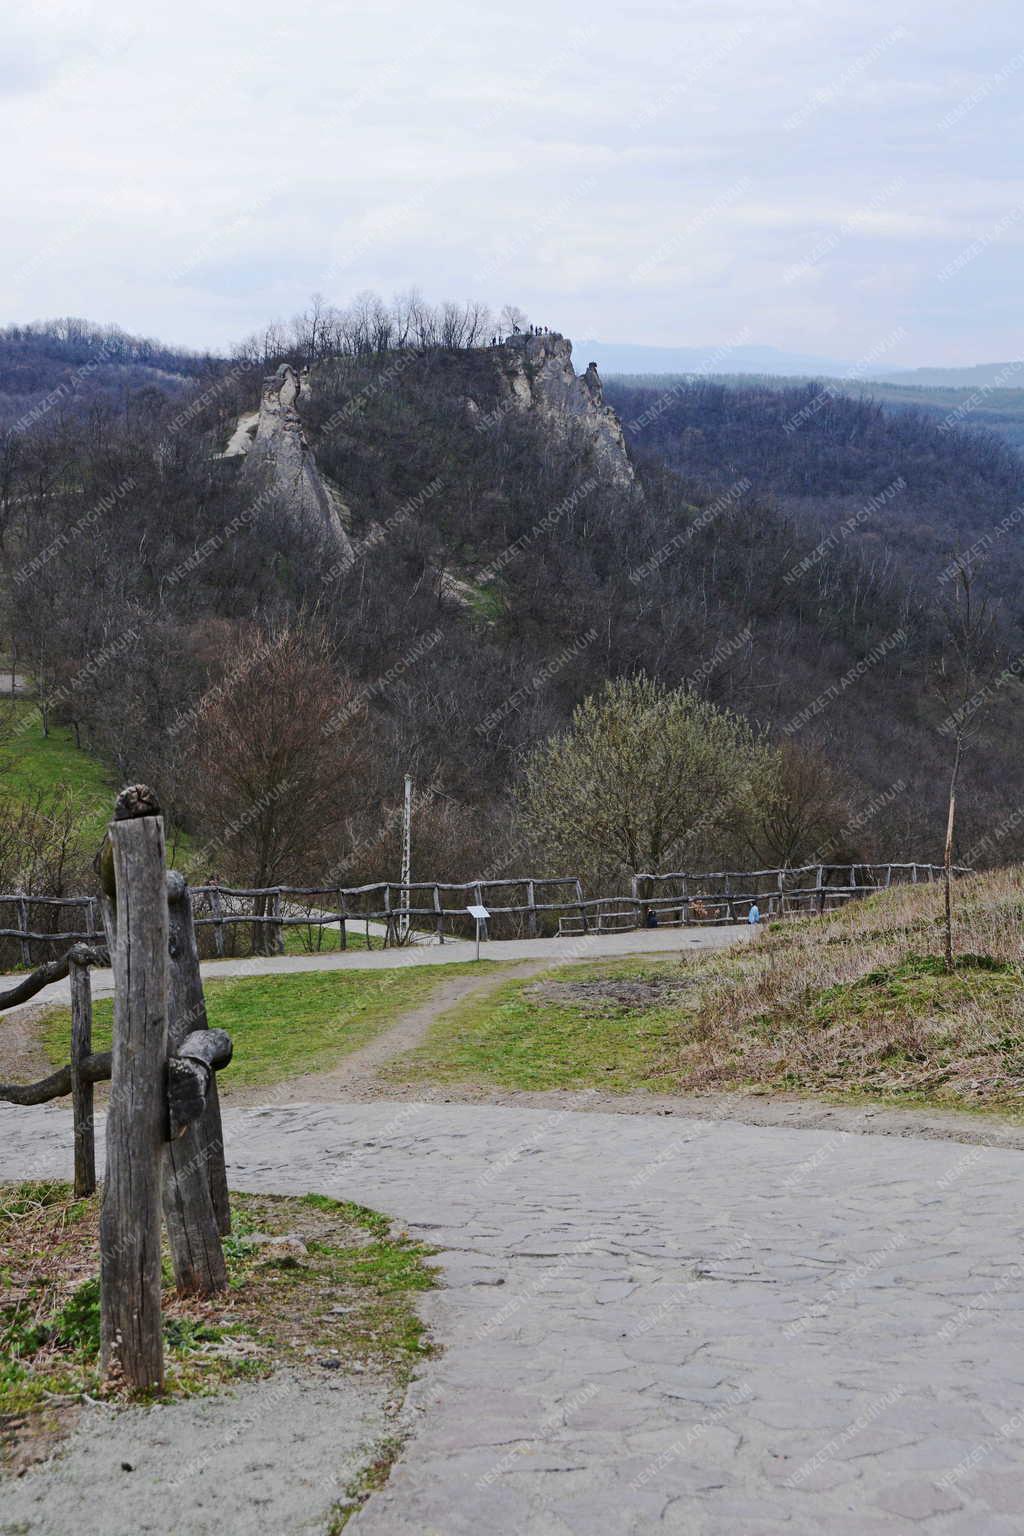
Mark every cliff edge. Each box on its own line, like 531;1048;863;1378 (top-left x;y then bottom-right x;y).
499;332;635;489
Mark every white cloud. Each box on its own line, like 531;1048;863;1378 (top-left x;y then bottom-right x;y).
0;0;1021;362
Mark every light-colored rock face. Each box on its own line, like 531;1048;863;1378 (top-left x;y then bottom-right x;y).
238;364;351;554
501;333;635;488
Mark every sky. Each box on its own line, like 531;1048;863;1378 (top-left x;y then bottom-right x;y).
4;0;1023;366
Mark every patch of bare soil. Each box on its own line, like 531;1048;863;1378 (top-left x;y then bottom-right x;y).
528;975;698;1014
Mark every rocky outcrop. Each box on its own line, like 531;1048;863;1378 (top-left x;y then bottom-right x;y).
499;333;635;488
223;365;351;553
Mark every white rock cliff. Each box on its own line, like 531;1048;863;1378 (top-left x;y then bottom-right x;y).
500;332;635;489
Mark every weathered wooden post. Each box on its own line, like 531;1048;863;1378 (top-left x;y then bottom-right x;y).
15;890;31;968
526;880;538;939
574;878;588;933
338;888;348;950
69;949;95;1198
434;883;445;944
269;889;285;954
210;883;225;957
162;871;230;1293
99;784;168;1393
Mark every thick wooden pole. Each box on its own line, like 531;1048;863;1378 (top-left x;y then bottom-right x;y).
100;785;168;1393
162;872;229;1293
69;955;95;1198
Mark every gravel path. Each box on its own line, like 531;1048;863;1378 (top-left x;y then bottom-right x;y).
0;1370;390;1536
5;1096;1024;1533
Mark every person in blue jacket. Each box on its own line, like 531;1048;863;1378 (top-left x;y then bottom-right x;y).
747;903;761;925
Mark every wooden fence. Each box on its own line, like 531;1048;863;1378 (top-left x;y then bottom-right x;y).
0;785;234;1392
0;863;968;962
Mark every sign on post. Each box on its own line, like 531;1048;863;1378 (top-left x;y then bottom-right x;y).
466;904;490;961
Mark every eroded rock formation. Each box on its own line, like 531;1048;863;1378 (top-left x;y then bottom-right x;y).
500;333;635;489
223;364;351;553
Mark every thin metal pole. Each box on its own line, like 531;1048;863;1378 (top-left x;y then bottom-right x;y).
399;774;412;943
475;916;481;962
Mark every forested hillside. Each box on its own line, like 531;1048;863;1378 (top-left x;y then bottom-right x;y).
605;375;1024;616
1;305;1021;895
0;319;213;433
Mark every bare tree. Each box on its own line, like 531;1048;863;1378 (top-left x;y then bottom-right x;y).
185;623;368;948
499;303;528;336
746;741;855;868
932;559;997;971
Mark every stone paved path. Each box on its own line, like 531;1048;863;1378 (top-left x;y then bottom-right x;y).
5;1097;1024;1533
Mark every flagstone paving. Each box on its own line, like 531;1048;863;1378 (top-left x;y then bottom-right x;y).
5;1096;1024;1533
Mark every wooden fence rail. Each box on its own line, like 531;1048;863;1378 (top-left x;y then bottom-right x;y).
0;862;969;958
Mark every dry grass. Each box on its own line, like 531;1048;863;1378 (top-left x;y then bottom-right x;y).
677;867;1024;1110
0;1182;436;1475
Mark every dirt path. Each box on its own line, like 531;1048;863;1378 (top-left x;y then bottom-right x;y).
0;1003;56;1087
229;960;550;1107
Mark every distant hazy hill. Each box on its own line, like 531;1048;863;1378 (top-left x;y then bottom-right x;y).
583;340;1023;394
879;362;1024;390
579;339;849;378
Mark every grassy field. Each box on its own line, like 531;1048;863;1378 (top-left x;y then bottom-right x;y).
41;962;484;1092
282;924;373;955
386;957;693;1093
0;701;112;845
0;1181;435;1475
387;868;1024;1116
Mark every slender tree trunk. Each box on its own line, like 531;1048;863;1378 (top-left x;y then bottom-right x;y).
944;737;962;974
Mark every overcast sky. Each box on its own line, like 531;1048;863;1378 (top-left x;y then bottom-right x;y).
4;0;1022;365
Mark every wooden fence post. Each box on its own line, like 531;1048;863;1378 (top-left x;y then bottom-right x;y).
99;784;168;1393
69;951;95;1198
270;889;285;955
434;884;445;944
211;884;225;957
574;878;588;933
162;872;229;1293
526;880;538;938
338;889;347;950
15;891;31;968
816;865;825;913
